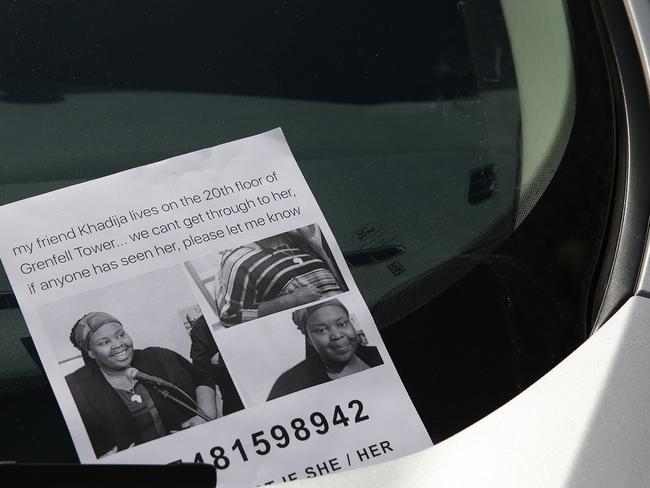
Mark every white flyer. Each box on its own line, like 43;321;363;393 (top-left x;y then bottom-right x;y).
0;129;432;487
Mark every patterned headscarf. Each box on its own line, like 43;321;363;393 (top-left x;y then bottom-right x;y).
69;312;122;352
292;298;348;334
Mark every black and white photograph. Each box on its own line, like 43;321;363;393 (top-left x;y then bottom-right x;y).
184;223;348;328
215;296;384;407
39;265;244;459
268;297;384;400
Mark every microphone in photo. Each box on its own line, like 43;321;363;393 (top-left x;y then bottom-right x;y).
126;367;170;387
126;367;210;421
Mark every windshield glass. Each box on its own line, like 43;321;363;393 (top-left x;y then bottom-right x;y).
0;0;615;463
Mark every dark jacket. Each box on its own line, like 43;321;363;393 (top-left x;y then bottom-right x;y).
189;317;244;415
267;344;383;400
65;347;212;458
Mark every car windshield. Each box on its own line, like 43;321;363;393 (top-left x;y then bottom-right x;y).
0;0;615;464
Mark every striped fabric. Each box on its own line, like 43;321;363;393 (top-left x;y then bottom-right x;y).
216;244;342;326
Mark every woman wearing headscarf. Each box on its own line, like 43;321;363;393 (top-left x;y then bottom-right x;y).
65;312;218;458
267;299;383;400
216;224;347;327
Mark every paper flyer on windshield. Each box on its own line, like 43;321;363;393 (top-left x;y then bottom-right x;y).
0;129;432;486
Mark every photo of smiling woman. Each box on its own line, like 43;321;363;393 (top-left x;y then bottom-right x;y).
66;311;218;458
268;298;383;400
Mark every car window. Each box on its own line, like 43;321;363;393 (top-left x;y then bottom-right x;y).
0;0;616;462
